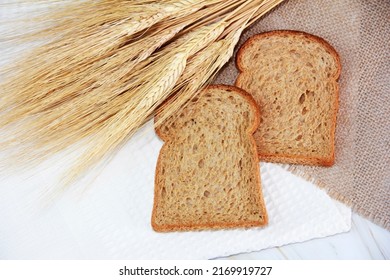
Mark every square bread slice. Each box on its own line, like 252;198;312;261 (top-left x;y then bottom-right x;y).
236;30;341;166
152;85;268;232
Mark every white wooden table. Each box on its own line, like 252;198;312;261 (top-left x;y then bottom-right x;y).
220;213;390;260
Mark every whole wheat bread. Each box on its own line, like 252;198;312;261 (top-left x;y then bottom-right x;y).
152;85;268;232
236;30;341;166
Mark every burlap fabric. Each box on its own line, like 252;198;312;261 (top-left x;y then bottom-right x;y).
215;0;390;229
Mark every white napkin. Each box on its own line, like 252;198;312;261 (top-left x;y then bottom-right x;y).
0;122;351;259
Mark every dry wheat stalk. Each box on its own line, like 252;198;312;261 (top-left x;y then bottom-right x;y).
0;0;285;185
0;1;233;129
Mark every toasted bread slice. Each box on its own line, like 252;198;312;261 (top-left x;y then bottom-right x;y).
236;30;341;166
152;85;268;232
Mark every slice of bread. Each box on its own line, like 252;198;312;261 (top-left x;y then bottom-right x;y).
152;85;268;232
236;30;341;166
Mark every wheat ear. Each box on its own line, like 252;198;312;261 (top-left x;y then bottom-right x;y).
155;1;261;128
156;26;245;129
0;0;287;182
60;20;228;185
0;1;227;129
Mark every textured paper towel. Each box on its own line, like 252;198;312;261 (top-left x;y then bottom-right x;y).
214;0;390;230
0;122;350;259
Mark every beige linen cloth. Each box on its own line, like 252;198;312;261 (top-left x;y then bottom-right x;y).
215;0;390;229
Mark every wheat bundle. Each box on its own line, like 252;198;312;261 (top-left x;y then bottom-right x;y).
0;0;285;184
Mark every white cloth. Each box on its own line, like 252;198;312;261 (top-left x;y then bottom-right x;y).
0;122;351;259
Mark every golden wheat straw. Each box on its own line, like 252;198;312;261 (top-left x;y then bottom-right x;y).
0;0;285;184
28;21;224;145
0;1;244;154
62;52;188;185
61;19;231;184
0;3;221;132
1;14;229;174
0;2;195;104
0;22;186;126
0;33;205;168
1;2;233;119
0;1;227;127
247;0;284;27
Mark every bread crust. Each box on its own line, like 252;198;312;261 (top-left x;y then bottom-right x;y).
235;30;341;166
152;85;268;232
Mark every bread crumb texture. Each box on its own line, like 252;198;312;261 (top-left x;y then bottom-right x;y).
153;85;267;232
236;31;340;166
